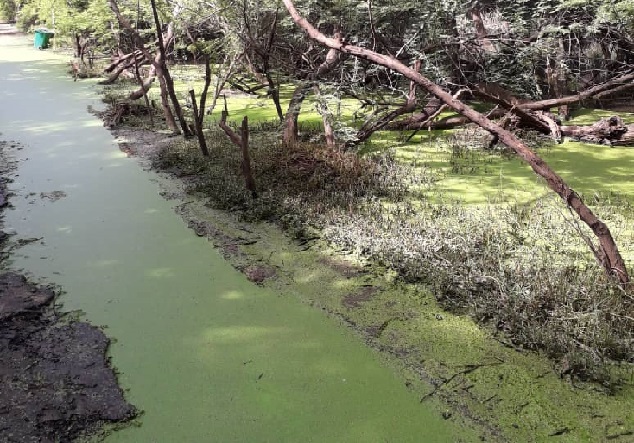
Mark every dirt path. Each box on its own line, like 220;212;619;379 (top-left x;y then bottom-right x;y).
0;140;136;442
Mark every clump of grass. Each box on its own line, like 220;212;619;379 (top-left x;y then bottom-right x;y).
150;121;632;385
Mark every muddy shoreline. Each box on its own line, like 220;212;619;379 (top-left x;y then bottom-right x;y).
0;140;136;442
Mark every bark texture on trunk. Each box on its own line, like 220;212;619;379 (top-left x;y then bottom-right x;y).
282;31;342;146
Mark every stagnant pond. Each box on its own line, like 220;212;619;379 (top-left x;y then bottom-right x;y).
0;33;469;441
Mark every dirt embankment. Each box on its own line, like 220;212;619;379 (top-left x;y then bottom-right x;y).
0;140;136;442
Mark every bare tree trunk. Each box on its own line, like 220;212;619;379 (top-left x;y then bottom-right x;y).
281;0;630;285
282;83;311;145
189;90;208;156
188;57;212;156
109;0;182;134
313;85;335;147
282;31;342;145
267;73;285;123
157;70;179;133
149;0;191;137
219;108;257;197
205;53;239;115
241;9;284;122
133;59;154;127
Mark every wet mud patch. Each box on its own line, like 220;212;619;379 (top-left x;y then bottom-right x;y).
318;256;367;279
242;264;277;284
342;285;378;308
0;272;136;442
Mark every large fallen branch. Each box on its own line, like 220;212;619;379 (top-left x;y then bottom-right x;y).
129;76;155;100
521;70;634;111
561;116;634;146
473;85;562;142
281;0;629;285
384;97;448;130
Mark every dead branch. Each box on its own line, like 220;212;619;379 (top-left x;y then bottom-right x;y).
520;70;634;112
129;76;155;100
345;60;421;149
219;104;257;197
561;116;634;146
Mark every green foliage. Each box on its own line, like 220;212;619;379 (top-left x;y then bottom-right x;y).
0;0;18;21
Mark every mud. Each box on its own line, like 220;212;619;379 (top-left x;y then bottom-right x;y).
0;141;136;442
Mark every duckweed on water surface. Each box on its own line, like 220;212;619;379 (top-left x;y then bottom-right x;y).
101;74;633;440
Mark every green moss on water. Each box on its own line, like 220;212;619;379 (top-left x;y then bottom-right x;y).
218;218;633;442
149;90;634;440
37;60;634;441
1;40;486;442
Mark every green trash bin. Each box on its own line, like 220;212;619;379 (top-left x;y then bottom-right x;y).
34;29;53;49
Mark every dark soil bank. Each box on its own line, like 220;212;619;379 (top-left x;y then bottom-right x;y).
0;141;136;441
0;272;136;442
0;273;136;442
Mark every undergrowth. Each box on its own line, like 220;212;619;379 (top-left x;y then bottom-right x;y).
151;123;633;385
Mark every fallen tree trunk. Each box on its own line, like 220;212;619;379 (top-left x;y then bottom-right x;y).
389;113;491;131
469;72;634;116
129;76;155;100
522;70;634;112
104;50;145;73
384;97;447;130
473;86;562;142
282;0;630;285
561;116;634;146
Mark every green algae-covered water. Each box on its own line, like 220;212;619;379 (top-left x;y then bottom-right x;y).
0;32;470;442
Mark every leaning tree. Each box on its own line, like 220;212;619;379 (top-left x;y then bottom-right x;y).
281;0;630;284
